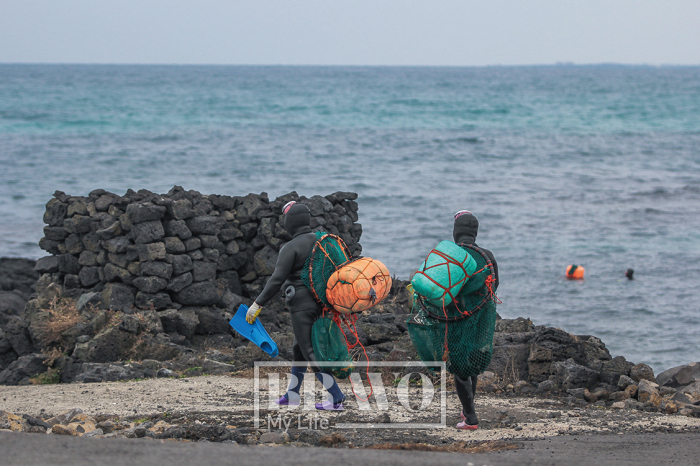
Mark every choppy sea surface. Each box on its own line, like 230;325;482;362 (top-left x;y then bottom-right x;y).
1;64;699;373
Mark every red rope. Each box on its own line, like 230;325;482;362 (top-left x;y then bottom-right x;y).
323;308;374;402
441;300;450;362
485;274;502;304
413;248;491;318
414;249;469;294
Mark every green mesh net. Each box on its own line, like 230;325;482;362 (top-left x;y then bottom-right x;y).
406;310;442;373
407;245;498;379
300;231;351;307
311;316;354;379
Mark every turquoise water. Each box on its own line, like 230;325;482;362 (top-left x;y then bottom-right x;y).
1;64;699;373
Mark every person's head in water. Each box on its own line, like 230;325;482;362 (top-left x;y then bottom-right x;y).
625;268;634;280
283;201;311;236
453;210;479;244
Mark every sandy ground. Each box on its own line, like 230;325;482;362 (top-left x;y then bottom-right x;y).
3;374;699;445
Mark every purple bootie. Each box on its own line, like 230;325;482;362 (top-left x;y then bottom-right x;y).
275;395;300;406
315;401;344;411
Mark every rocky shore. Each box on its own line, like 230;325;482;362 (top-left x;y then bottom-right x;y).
2;375;700;448
1;188;699;449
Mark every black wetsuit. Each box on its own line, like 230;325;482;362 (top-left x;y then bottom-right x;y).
254;204;322;371
452;212;499;425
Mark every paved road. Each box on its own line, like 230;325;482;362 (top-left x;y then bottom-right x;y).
2;431;699;466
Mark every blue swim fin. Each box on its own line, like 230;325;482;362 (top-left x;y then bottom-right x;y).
229;304;279;358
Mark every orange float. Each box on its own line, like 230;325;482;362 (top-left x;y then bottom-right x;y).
566;264;585;280
326;258;392;314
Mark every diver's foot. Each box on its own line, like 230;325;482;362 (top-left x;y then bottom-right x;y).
275;395;300;406
461;411;478;425
456;421;478;430
315;401;344;411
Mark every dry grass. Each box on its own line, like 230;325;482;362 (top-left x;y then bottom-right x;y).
127;332;148;359
366;440;520;453
33;296;81;348
496;347;521;387
29;368;61;385
105;309;123;328
42;347;64;366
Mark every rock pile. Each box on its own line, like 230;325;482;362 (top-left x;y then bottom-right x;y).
35;187;362;310
653;362;700;411
0;259;41;381
1;188;363;384
478;317;700;416
0;408;245;442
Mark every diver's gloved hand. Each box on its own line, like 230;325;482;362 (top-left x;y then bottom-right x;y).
406;283;415;308
246;302;262;324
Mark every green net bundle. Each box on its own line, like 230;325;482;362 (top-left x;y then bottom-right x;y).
300;231;350;307
311;316;354;379
407;245;498;379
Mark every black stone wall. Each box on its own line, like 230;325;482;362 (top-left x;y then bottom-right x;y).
35;187;362;311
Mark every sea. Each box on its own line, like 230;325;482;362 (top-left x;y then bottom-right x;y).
1;64;699;374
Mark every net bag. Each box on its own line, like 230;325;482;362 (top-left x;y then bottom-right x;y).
407;244;499;379
301;231;351;307
326;257;392;314
406;308;441;373
311;316;354;379
411;241;477;307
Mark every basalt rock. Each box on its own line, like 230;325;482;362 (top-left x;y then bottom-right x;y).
102;283;135;312
0;292;27;327
0;353;49;385
3;317;35;357
552;358;599;390
0;329;19;371
72;326;138;363
637;379;662;406
192;307;231;336
72;362;144;383
657;362;700;387
630;363;656;383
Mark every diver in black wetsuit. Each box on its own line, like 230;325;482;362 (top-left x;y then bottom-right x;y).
246;201;345;410
452;210;499;429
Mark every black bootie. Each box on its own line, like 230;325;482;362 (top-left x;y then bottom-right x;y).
455;375;478;426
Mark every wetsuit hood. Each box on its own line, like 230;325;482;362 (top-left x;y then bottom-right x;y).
284;203;312;237
452;210;499;291
453;211;479;244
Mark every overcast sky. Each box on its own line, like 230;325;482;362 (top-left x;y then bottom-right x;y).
1;0;699;66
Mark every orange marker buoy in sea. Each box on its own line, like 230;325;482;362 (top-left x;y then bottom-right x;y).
566;264;585;280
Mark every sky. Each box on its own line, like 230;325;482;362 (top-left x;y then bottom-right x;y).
1;0;699;66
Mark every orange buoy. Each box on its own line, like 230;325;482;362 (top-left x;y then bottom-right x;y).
326;257;392;314
566;264;585;280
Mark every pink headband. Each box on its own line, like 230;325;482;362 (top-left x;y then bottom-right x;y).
283;201;297;215
454;210;472;219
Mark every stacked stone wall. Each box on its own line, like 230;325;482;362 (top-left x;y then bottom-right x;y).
35;186;362;312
